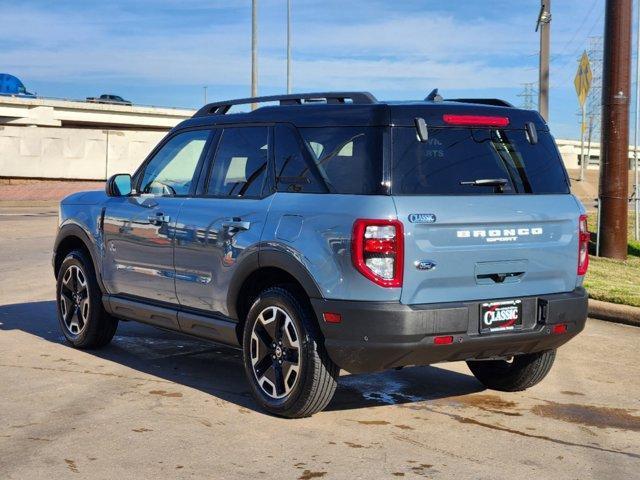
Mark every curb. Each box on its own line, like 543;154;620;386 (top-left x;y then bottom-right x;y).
588;299;640;327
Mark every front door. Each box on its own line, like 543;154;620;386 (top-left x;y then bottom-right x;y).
174;126;271;317
102;128;212;304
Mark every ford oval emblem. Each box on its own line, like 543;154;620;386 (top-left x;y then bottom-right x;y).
415;260;437;271
408;213;436;224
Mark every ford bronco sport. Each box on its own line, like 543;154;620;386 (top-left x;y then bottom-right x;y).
53;91;589;418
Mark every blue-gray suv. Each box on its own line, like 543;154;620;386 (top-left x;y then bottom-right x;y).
53;91;589;417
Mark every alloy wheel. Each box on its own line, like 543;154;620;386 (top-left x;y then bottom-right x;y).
250;306;301;399
59;265;90;336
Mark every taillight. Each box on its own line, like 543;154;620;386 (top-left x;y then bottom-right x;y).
578;214;590;275
352;219;403;288
443;114;510;127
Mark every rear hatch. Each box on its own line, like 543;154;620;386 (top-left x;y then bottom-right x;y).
391;115;581;305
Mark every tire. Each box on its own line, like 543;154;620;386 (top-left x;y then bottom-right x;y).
56;249;118;349
466;349;556;392
242;286;338;418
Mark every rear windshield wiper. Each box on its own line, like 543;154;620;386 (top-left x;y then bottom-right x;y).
460;178;509;192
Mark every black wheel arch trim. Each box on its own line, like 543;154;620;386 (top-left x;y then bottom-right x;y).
53;223;106;293
226;247;324;320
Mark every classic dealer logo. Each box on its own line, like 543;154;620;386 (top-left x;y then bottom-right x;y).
456;227;543;243
483;304;519;326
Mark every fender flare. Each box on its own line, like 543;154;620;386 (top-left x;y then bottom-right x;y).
226;247;324;320
53;223;106;293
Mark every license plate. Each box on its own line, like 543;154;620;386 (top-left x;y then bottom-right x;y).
480;299;523;332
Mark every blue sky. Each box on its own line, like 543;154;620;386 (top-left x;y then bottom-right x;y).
0;0;614;139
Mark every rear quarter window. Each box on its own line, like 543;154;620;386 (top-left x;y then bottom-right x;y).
391;127;569;195
297;126;384;195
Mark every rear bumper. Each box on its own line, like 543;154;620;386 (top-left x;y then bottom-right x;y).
311;287;588;374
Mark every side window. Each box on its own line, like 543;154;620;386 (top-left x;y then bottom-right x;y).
274;125;326;193
206;127;268;198
297;127;384;194
139;130;210;196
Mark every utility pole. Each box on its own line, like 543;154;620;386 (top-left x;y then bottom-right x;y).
536;0;551;121
287;0;292;94
251;0;258;109
599;0;632;259
203;86;208;105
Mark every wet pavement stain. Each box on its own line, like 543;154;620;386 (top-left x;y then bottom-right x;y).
148;390;182;398
403;404;640;460
64;459;79;474
409;463;435;476
446;393;523;417
344;441;366;449
357;420;390;425
394;424;414;430
532;402;640;431
297;470;327;480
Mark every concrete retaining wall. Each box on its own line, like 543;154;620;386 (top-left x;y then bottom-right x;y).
0;126;166;180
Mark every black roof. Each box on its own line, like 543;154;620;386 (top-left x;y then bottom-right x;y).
180;91;547;131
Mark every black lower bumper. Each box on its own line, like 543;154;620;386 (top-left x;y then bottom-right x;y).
311;288;588;374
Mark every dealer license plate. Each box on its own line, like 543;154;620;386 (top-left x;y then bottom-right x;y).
480;299;523;332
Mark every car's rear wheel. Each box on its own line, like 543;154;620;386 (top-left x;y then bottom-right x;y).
466;349;556;391
56;250;118;349
242;287;338;418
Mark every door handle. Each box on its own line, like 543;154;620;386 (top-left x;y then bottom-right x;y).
222;219;251;231
148;212;170;225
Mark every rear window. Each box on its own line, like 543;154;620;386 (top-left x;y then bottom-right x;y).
297;127;384;194
391;127;569;195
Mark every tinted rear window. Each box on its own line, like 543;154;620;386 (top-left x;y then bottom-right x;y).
298;127;383;194
391;127;569;195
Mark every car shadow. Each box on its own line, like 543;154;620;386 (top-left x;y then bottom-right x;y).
0;300;485;415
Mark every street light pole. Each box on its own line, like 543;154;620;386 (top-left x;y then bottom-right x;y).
287;0;292;94
251;0;258;109
634;0;640;241
599;0;632;259
537;0;551;121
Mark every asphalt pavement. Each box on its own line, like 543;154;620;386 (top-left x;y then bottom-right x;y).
0;209;638;480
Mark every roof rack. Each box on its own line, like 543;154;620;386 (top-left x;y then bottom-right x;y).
446;98;514;108
194;91;378;117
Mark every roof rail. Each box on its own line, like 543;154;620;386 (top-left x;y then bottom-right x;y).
194;91;378;117
446;98;515;108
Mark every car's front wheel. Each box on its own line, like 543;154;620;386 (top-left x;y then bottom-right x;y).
56;250;118;349
466;349;556;391
242;287;338;418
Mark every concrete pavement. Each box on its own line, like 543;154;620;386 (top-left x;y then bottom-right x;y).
0;210;639;480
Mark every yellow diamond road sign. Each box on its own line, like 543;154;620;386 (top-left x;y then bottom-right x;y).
574;51;592;107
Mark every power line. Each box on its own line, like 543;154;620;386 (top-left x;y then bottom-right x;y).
550;0;601;63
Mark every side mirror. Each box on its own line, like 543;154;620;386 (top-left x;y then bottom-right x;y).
414;117;429;142
106;174;132;197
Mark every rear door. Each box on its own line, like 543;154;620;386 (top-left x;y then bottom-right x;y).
173;125;271;317
391;125;581;305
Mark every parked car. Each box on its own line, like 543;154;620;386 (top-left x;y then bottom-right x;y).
86;94;132;105
53;91;589;417
0;73;35;97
